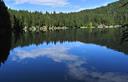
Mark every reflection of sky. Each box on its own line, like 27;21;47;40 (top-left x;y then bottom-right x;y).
10;42;128;82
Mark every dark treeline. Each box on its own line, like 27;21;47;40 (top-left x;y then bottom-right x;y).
8;0;128;31
0;0;11;65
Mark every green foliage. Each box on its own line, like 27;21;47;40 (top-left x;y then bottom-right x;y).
8;0;128;31
87;22;93;28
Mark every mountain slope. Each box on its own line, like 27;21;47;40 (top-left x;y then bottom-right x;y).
8;0;128;29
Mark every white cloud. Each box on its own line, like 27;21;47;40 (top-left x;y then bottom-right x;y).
11;42;88;80
14;0;69;6
13;45;79;62
11;42;128;82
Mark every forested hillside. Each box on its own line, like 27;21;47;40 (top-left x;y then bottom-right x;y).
8;0;128;30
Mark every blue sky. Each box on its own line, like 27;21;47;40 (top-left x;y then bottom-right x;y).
4;0;118;13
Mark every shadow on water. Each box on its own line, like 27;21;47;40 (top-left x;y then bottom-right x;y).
0;0;11;65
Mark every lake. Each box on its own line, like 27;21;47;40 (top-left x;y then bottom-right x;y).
0;28;128;82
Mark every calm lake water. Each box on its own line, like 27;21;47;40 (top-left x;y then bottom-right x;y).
0;28;128;82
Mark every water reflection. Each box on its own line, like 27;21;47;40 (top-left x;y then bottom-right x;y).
12;29;128;54
0;33;11;65
12;42;86;81
0;28;128;82
10;42;128;82
120;24;128;42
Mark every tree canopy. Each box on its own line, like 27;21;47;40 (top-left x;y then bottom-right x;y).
7;0;128;30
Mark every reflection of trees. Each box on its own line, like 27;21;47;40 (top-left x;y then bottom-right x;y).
12;15;23;43
120;24;128;42
0;0;11;64
0;32;11;65
12;28;128;54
